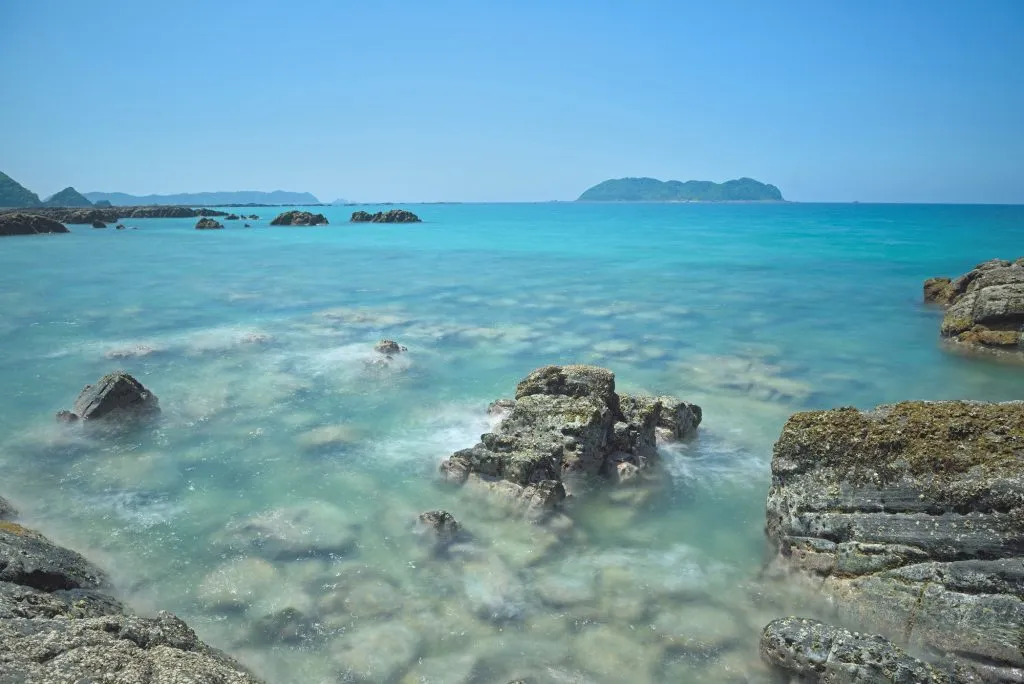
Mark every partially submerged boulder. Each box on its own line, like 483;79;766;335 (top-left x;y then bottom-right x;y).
270;210;328;226
0;213;69;237
924;258;1024;353
439;365;701;517
91;220;106;228
195;217;224;230
760;618;953;683
765;401;1024;680
374;339;407;355
350;209;421;223
59;371;159;422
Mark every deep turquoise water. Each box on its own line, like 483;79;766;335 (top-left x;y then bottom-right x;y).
0;202;1021;683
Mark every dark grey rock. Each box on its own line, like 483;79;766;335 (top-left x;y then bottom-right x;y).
69;371;159;421
55;410;78;424
270;210;328;226
91;220;106;228
350;209;421;223
0;524;107;591
0;581;125;620
760;617;952;683
415;510;462;551
195;217;224;230
0;497;15;520
0;213;69;237
766;401;1024;680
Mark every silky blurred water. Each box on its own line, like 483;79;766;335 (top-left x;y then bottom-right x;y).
0;202;1021;683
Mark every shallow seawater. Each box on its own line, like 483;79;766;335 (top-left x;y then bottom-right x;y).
0;203;1022;683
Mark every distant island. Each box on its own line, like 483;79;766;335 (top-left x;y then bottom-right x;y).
84;190;321;206
577;177;784;202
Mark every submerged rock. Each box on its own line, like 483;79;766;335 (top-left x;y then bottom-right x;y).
0;213;69;237
91;220;106;228
415;510;463;552
331;622;422;682
225;213;240;220
350;209;421;223
760;617;952;683
374;338;408;355
215;501;358;560
269;210;328;226
55;409;78;424
439;365;701;516
64;370;159;422
925;258;1024;354
765;401;1024;680
195;217;224;230
0;516;262;682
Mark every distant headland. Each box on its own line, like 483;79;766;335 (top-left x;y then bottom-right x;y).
577;177;784;202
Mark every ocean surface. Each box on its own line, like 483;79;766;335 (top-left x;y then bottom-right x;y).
0;202;1021;683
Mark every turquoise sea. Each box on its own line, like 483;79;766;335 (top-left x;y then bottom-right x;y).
1;202;1022;682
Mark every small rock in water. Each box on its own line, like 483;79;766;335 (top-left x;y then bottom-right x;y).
415;510;463;551
331;623;423;682
374;338;408;355
91;220;106;228
195;217;224;230
104;344;158;359
350;209;422;223
270;210;328;226
65;370;159;422
55;410;79;424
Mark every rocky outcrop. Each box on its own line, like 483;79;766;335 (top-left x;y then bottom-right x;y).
350;209;421;223
58;371;160;422
196;217;224;230
1;206;228;222
925;258;1024;353
91;220;106;228
374;339;407;355
0;517;262;683
765;401;1024;680
0;213;69;237
439;365;701;517
270;210;328;226
225;213;240;220
760;618;954;683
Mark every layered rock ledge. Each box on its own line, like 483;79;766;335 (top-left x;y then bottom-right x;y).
0;513;262;682
439;365;701;517
924;258;1024;353
765;401;1024;680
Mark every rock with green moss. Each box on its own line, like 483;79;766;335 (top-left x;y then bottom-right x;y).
766;401;1024;680
439;365;701;517
760;617;954;683
924;258;1024;354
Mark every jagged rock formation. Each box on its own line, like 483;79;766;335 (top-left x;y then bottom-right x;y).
765;401;1024;681
439;365;701;517
0;213;69;237
924;258;1024;353
270;210;328;226
196;217;224;230
350;209;421;223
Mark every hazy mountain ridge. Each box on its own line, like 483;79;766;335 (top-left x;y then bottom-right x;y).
83;190;321;206
578;177;784;202
44;187;93;207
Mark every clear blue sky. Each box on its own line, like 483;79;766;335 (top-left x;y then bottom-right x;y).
2;0;1022;203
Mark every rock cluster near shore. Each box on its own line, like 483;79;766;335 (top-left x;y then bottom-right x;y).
270;210;328;226
925;257;1024;353
350;209;421;223
439;365;701;517
0;212;69;237
763;400;1024;681
0;510;263;682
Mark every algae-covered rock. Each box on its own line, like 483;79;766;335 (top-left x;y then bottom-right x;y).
440;365;701;517
766;400;1024;680
925;258;1024;354
760;617;952;683
350;209;421;223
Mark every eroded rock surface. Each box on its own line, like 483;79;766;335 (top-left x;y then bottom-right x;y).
270;210;328;226
62;370;160;422
350;209;421;223
440;365;701;517
760;617;953;683
924;258;1024;353
195;217;224;230
0;517;262;683
0;213;69;237
765;401;1024;680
